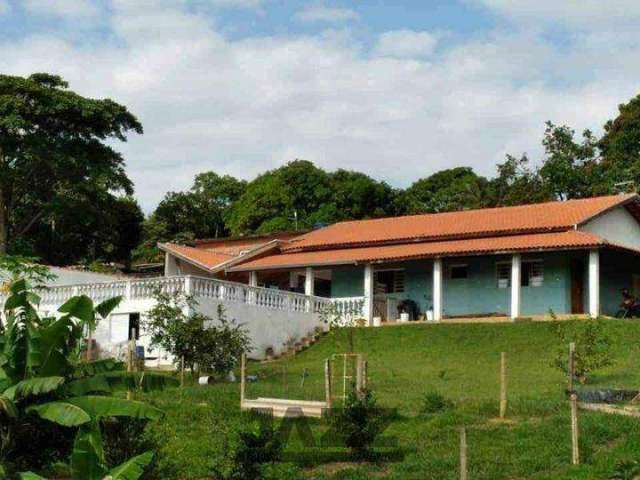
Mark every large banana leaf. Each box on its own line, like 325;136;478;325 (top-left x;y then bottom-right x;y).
59;296;95;325
106;451;154;480
71;421;107;480
95;297;123;320
65;396;164;421
0;395;17;418
66;372;178;396
3;376;64;401
27;401;91;427
18;472;47;479
38;317;75;376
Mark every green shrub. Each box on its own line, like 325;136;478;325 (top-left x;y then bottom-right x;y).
331;389;385;459
211;415;282;480
145;291;251;376
420;391;453;415
609;459;640;479
552;320;614;382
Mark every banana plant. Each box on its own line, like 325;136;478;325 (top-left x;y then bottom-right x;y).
0;278;177;479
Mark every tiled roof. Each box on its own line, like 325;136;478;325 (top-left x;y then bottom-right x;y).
284;194;637;252
229;231;608;271
161;243;234;270
192;232;302;256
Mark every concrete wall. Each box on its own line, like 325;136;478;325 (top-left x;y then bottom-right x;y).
581;205;640;251
90;293;324;364
165;253;214;277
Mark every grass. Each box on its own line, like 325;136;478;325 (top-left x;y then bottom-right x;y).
142;319;640;479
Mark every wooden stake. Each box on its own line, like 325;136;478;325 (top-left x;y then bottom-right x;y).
362;360;368;390
126;328;136;400
499;352;507;419
570;393;580;465
180;355;185;388
459;427;468;480
568;342;575;394
240;353;246;404
86;331;93;362
324;358;332;409
356;354;363;396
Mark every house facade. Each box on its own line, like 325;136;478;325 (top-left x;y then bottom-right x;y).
4;194;640;364
217;193;640;323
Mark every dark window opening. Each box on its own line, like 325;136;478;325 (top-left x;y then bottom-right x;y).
128;313;140;340
450;265;468;279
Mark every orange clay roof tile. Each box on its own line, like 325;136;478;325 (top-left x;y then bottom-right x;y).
229;231;610;271
283;194;637;251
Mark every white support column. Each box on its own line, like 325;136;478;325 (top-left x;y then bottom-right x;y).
363;264;374;326
432;258;443;321
589;249;600;318
248;271;258;305
304;267;315;296
510;254;521;320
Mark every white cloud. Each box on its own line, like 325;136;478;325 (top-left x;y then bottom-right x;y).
473;0;640;28
295;5;358;23
375;30;439;58
23;0;99;19
1;2;639;212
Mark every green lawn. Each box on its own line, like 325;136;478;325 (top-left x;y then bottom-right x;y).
143;320;640;479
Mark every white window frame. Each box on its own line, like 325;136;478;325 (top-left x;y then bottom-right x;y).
496;261;511;289
373;268;406;294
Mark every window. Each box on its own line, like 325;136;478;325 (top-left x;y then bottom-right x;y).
522;260;543;287
374;269;405;293
496;260;544;288
497;262;510;288
449;264;468;279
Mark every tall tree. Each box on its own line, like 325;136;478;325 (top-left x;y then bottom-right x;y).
539;122;602;200
487;154;552;206
405;167;490;213
228;160;333;235
328;169;397;221
0;73;142;255
599;93;640;191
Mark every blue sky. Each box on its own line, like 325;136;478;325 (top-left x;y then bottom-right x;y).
1;0;639;211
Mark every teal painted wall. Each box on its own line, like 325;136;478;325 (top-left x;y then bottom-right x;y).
330;252;586;317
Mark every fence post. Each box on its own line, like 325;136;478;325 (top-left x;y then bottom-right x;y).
325;358;332;409
568;342;575;394
126;328;136;400
571;393;580;465
356;354;363;396
240;353;246;404
180;355;185;388
362;360;368;391
459;427;468;480
499;352;507;419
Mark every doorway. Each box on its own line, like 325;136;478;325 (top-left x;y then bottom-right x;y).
570;259;584;314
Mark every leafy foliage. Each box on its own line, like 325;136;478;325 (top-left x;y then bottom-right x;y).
144;290;250;375
0;73;143;264
609;459;640;480
331;389;386;459
420;391;454;415
552;320;615;382
0;276;172;478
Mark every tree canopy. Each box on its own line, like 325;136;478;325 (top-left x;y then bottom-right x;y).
0;73;143;266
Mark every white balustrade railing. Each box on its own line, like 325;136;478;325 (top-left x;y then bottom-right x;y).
329;296;366;326
0;275;333;315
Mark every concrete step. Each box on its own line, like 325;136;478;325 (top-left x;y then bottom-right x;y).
242;398;328;418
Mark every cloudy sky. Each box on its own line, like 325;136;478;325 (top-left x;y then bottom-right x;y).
1;0;639;211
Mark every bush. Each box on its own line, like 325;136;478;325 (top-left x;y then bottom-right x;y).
420;391;453;415
145;290;251;376
609;459;640;479
552;320;614;383
331;389;385;459
211;416;282;480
